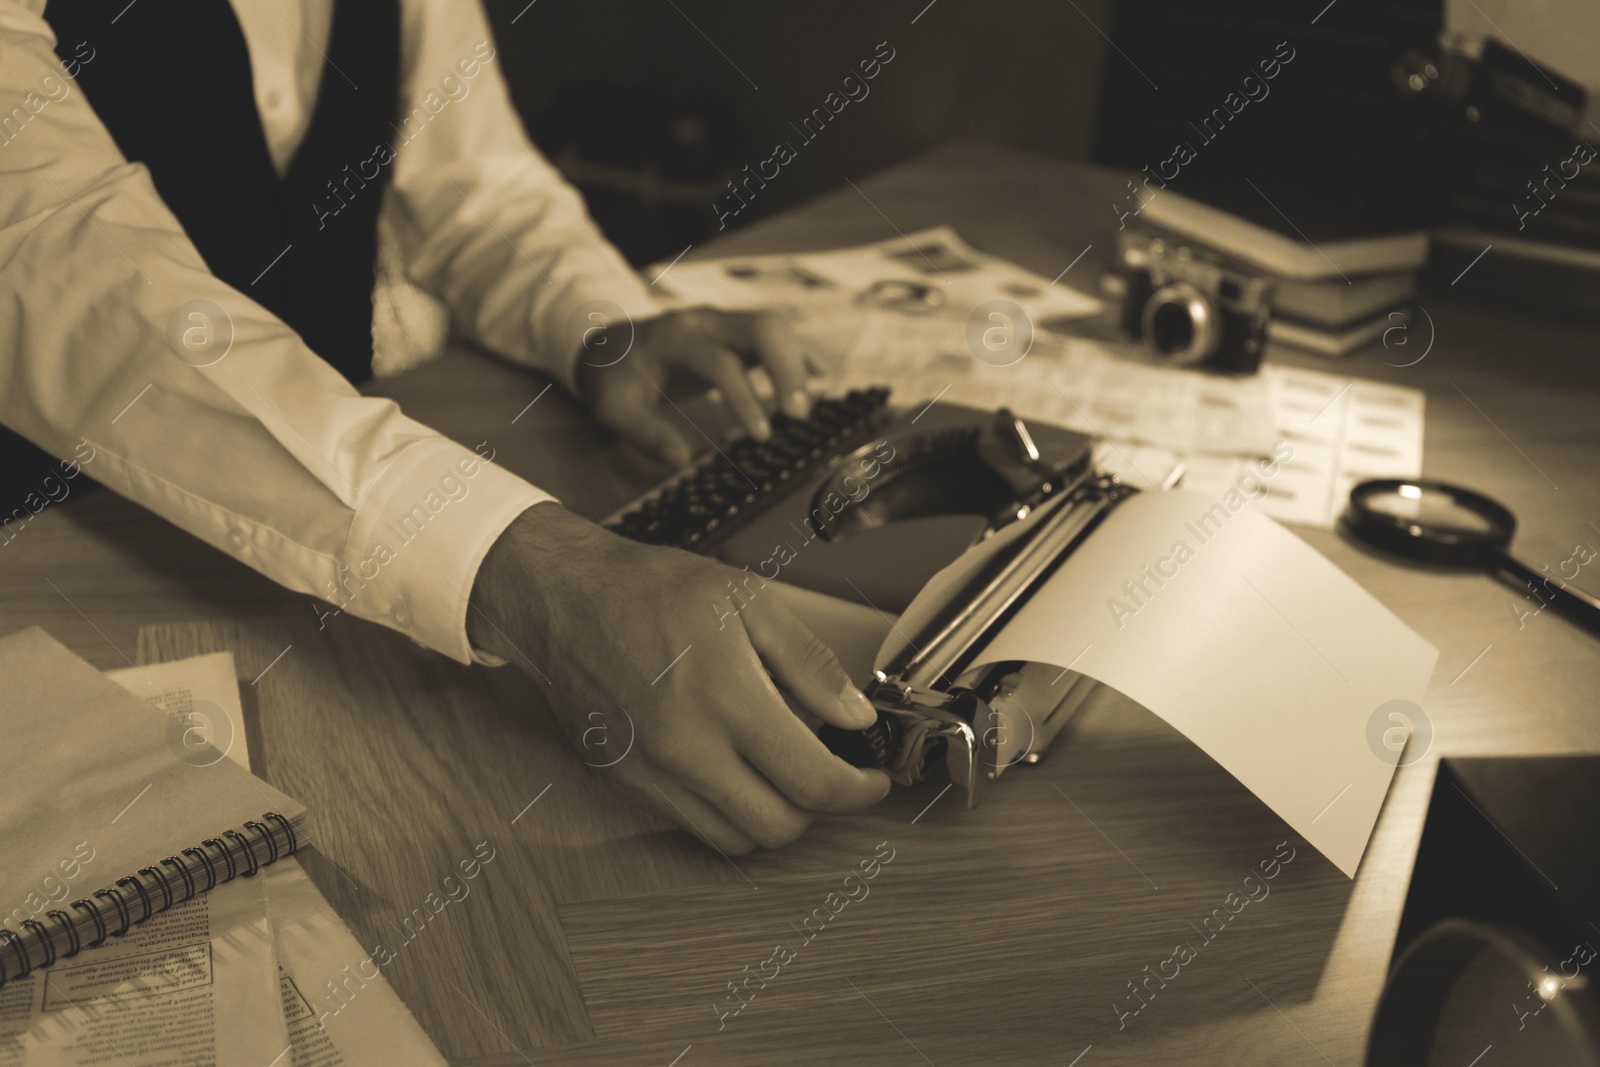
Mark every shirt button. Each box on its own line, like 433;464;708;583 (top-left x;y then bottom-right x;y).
391;601;411;628
265;89;283;110
228;527;247;549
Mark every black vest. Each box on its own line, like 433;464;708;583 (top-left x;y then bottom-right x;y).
47;0;400;379
1;0;399;507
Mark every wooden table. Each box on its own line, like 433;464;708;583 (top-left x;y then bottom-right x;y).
6;143;1599;1066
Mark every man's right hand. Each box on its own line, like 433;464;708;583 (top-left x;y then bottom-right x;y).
467;502;892;854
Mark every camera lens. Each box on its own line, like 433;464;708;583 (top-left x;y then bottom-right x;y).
1141;283;1220;367
1149;302;1197;353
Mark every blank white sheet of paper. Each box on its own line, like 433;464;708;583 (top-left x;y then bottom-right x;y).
930;489;1437;876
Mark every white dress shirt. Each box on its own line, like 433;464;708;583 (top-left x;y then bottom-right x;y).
0;0;664;663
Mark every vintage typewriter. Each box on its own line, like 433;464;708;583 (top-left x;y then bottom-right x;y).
605;389;1136;807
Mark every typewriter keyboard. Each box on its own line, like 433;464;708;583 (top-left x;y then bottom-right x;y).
604;387;890;552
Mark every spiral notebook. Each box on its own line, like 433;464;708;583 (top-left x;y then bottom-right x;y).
0;627;307;986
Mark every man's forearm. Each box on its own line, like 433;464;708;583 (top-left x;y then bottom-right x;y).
468;501;570;664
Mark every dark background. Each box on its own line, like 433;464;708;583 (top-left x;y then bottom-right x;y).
485;0;1599;318
484;0;1116;263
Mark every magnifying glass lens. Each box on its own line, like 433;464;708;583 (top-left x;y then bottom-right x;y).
1361;486;1503;537
1344;479;1517;565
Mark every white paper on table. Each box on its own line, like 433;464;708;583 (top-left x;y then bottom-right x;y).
107;653;251;770
1268;366;1426;525
815;312;1281;458
882;489;1438;877
263;860;448;1067
1114;366;1424;528
0;875;287;1067
111;654;449;1067
653;225;1101;324
795;226;1102;322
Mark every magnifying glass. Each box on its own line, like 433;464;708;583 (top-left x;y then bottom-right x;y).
1343;478;1600;636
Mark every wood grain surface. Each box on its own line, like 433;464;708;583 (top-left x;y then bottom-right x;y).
5;144;1599;1065
131;614;1350;1062
133;616;1349;1065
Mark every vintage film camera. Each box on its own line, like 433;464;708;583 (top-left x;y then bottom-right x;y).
1109;226;1273;373
606;389;1134;806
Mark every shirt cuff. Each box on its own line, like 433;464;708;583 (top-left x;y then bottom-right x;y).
342;436;553;665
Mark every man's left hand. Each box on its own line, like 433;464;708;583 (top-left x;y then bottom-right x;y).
574;308;813;467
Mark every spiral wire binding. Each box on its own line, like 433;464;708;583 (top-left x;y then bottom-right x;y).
20;919;54;969
0;811;300;988
93;888;132;938
181;845;218;892
45;909;79;958
1;928;30;980
160;856;195;903
203;836;238;883
116;875;154;926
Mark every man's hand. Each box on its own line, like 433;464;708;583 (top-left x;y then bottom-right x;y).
468;502;892;853
575;307;812;467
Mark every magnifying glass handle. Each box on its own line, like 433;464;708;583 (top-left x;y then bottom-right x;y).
1495;551;1600;636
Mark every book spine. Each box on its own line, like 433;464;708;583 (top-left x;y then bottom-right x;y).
0;812;300;986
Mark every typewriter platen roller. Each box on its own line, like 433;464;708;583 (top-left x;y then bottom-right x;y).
603;389;1130;807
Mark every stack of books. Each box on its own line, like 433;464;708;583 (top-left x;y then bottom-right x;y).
1137;182;1429;358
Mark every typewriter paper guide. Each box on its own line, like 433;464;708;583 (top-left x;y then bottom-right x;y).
885;489;1438;878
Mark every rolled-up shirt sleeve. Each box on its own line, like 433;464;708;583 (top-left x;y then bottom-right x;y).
385;0;665;394
0;1;550;665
